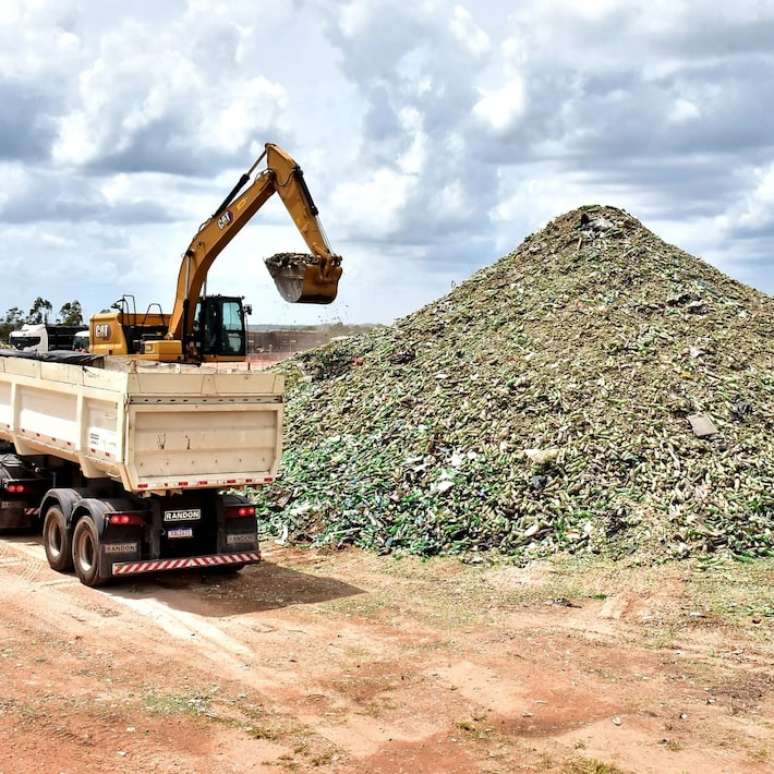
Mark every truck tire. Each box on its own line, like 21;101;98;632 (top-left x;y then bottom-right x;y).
72;515;107;587
43;505;73;572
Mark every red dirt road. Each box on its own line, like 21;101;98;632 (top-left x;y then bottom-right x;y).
0;535;771;773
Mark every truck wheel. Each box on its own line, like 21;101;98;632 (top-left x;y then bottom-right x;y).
72;515;107;587
43;505;73;572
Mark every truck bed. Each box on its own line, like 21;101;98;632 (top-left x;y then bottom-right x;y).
0;356;283;495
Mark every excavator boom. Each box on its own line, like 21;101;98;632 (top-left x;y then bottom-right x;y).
89;143;341;364
168;143;342;350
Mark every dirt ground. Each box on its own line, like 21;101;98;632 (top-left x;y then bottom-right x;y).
0;535;771;774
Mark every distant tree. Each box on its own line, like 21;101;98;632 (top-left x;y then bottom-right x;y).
27;297;53;325
57;300;84;326
5;307;24;327
0;307;25;344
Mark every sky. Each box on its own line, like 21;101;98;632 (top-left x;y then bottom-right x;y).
0;0;772;326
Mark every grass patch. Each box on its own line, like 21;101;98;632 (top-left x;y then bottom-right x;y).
562;757;627;774
689;558;774;625
250;724;279;740
143;689;213;717
455;717;495;741
284;547;774;648
750;745;770;763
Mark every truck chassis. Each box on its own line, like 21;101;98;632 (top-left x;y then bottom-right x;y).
0;447;260;587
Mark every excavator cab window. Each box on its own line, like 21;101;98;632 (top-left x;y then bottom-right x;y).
193;297;246;358
220;301;245;354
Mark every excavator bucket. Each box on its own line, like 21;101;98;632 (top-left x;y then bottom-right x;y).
265;253;342;304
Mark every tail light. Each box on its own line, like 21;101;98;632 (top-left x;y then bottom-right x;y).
225;505;256;519
5;483;26;494
108;513;145;527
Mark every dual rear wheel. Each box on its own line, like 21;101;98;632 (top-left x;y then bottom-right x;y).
72;516;103;586
43;506;72;571
43;507;105;587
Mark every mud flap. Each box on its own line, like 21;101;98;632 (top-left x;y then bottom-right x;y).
100;542;141;579
0;504;35;530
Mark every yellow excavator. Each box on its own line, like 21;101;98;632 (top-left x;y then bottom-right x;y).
90;143;342;363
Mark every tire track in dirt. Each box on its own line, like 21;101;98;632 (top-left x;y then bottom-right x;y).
0;538;457;767
0;536;771;773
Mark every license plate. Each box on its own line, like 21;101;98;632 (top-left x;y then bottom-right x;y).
168;527;193;539
164;508;201;522
226;532;255;545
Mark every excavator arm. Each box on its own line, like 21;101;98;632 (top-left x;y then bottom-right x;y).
167;143;342;351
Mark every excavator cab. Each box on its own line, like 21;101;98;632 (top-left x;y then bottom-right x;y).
191;296;247;360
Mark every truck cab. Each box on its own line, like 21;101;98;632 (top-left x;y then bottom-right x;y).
10;324;47;353
10;323;88;353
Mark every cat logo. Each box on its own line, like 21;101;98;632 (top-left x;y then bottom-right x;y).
217;210;233;230
95;323;112;339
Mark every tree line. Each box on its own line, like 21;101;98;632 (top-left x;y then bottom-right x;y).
0;298;84;342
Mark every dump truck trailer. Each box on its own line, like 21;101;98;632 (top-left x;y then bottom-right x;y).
0;352;282;586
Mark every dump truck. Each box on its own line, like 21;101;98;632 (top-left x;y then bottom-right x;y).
0;142;342;586
0;353;281;585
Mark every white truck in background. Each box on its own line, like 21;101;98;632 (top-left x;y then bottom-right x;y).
0;354;282;586
10;323;89;353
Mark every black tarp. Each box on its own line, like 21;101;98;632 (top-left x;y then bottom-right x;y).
0;349;103;366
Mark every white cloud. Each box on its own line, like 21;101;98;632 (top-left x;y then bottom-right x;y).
52;15;288;174
450;5;490;56
0;0;772;326
668;98;701;124
97;171;214;222
473;77;526;131
437;179;467;219
0;0;81;77
330;168;415;239
720;162;774;236
320;0;499;255
337;1;373;37
396;108;426;175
